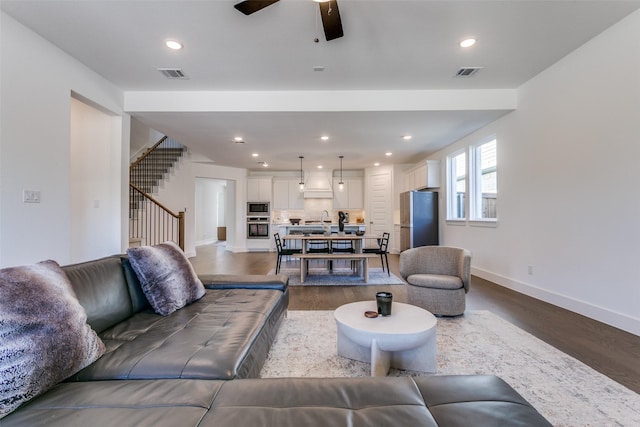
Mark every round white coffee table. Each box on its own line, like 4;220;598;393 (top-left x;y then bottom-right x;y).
334;301;437;376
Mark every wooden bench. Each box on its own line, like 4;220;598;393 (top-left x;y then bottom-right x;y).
291;253;379;284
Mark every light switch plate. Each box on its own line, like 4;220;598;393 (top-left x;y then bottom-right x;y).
23;190;41;203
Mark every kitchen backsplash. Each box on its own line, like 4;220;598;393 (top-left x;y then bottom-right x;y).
273;203;364;225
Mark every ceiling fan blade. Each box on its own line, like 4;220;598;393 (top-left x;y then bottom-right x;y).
234;0;280;16
319;0;344;41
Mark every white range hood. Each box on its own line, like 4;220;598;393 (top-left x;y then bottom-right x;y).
303;170;334;198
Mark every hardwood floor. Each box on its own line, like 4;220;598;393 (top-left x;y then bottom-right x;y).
190;243;640;393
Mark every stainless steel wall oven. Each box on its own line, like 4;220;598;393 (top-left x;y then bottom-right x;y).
247;216;270;239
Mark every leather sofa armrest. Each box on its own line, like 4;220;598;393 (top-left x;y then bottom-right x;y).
200;274;288;291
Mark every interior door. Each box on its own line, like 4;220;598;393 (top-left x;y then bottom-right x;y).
366;169;392;250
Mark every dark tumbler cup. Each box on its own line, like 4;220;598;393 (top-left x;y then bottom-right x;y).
376;292;393;316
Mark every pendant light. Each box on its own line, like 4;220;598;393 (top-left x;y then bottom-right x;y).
338;155;344;191
298;156;305;191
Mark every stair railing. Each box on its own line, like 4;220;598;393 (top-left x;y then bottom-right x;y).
129;136;186;249
129;184;185;249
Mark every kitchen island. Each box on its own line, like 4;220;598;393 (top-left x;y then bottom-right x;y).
275;223;367;250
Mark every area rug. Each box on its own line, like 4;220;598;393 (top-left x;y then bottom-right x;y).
267;267;405;286
260;310;640;427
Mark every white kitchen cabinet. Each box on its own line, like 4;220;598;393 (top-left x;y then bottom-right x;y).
404;160;440;191
392;224;401;254
273;179;304;210
247;177;272;202
246;238;272;252
333;177;363;209
272;180;289;209
348;178;364;209
333;178;349;209
288;181;304;209
404;172;413;192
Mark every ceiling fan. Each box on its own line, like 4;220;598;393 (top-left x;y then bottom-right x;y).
234;0;344;41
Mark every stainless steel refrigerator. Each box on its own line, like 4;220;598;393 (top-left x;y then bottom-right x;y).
400;191;439;251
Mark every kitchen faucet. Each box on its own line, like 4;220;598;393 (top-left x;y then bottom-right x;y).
321;210;331;235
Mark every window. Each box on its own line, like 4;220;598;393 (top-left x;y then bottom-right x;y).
471;138;497;220
446;150;466;220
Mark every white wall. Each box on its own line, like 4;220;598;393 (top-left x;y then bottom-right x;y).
194;178;226;246
153;159;247;257
430;10;640;335
0;12;126;267
70;97;122;262
129;118;164;161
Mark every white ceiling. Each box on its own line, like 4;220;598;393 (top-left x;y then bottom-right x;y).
3;0;639;170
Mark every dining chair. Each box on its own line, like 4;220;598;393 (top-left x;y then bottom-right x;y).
330;233;355;270
274;233;301;273
363;232;390;276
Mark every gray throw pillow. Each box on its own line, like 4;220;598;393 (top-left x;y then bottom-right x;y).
0;260;106;419
126;241;205;316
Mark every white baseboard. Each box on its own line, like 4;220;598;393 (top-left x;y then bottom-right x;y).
471;267;640;336
225;244;248;253
194;238;217;246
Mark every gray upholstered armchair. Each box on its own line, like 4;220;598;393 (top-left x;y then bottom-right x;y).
399;246;471;316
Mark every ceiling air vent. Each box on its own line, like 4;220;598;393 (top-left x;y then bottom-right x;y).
157;68;189;79
455;67;483;77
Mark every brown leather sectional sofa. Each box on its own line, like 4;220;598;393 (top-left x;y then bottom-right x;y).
2;255;551;426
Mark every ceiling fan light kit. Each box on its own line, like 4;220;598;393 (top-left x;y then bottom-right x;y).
234;0;343;42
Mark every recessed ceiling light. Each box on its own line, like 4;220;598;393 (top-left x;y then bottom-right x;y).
385;152;392;156
252;153;259;157
403;135;412;141
165;40;183;50
460;38;476;48
317;165;323;169
374;162;380;167
233;137;244;143
321;136;329;141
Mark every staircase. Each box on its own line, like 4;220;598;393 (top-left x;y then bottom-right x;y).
129;136;187;249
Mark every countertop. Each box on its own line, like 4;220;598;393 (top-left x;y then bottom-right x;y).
273;223;365;227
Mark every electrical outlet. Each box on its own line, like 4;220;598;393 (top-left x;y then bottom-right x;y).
23;190;41;203
527;265;534;275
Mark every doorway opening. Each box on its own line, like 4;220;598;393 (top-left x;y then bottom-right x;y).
195;178;230;247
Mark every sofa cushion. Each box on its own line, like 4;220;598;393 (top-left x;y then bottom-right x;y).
120;257;152;313
1;376;551;427
0;261;105;419
200;273;289;291
0;379;225;427
406;273;463;290
62;256;136;334
69;288;287;381
127;242;205;316
202;377;438;426
200;376;551;427
414;375;552;426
